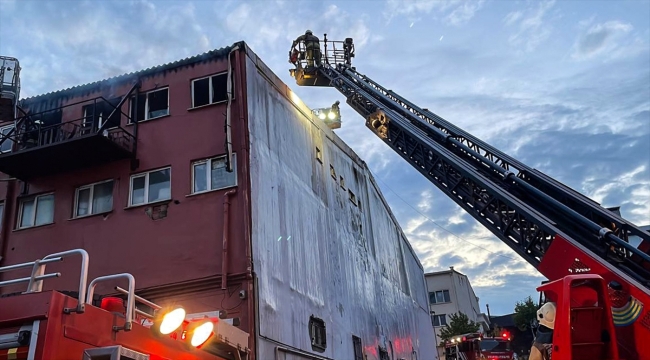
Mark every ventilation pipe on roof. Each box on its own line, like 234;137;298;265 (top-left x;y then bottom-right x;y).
225;45;240;172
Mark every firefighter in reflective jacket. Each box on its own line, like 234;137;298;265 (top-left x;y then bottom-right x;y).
291;30;322;68
530;302;556;360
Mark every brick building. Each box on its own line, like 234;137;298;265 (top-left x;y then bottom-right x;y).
0;42;435;359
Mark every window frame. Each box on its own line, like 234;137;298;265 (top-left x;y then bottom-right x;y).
429;289;451;304
431;314;447;327
0;124;14;153
352;335;363;360
128;167;172;207
17;193;55;229
190;72;234;108
73;179;115;218
308;316;327;352
128;87;170;124
191;153;238;194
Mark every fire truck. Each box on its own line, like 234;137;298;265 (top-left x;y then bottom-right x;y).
443;332;513;360
290;35;650;359
0;249;250;360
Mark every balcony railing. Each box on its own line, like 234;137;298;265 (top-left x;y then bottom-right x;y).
0;56;20;121
289;35;355;87
0;88;139;180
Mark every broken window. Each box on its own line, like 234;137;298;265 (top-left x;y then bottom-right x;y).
379;347;390;360
191;73;232;108
309;316;326;352
129;87;169;123
352;335;363;360
348;189;357;205
81;97;122;133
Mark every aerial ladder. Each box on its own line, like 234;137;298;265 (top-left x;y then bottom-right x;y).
290;35;650;360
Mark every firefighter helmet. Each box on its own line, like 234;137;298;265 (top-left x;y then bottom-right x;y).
537;302;557;329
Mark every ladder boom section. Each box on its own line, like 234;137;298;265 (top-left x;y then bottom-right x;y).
345;66;649;245
318;63;650;289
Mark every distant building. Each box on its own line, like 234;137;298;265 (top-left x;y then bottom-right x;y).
425;267;490;359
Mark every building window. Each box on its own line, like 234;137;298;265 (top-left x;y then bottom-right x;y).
315;147;323;163
74;180;114;218
0;125;14;153
18;193;54;229
330;165;336;179
192;154;237;194
339;176;345;189
129;167;171;206
129;87;169;123
379;347;389;360
352;335;363;360
348;189;357;205
191;72;232;108
309;316;326;352
431;314;447;327
81;97;122;133
429;290;451;304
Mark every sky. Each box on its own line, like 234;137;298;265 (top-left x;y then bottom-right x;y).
1;0;649;316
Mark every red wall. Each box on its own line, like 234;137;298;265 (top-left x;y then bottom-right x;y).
0;52;252;322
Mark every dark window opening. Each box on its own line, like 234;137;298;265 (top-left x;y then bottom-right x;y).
191;73;233;108
147;89;168;119
315;147;322;163
309;316;326;352
348;189;357;205
379;346;390;360
353;335;363;360
212;73;228;103
193;78;210;107
81;97;122;133
330;165;336;179
129;88;168;123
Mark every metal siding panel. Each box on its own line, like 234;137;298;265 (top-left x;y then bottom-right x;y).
245;56;436;360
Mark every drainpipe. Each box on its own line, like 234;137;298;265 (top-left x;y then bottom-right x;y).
225;44;240;172
0;179;16;264
221;189;237;290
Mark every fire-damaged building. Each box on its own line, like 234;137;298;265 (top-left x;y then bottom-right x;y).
0;42;436;359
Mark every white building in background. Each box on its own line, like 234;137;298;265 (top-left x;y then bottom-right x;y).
425;267;490;359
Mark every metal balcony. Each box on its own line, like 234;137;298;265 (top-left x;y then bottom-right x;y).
0;56;20;121
0;94;137;180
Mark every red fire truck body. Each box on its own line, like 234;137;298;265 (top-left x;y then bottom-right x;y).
0;249;249;360
444;333;514;360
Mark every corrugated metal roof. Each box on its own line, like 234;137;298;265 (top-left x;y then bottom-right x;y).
21;41;246;103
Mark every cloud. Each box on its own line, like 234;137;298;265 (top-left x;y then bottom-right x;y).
506;0;557;52
1;0;648;317
383;0;484;26
572;20;634;60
